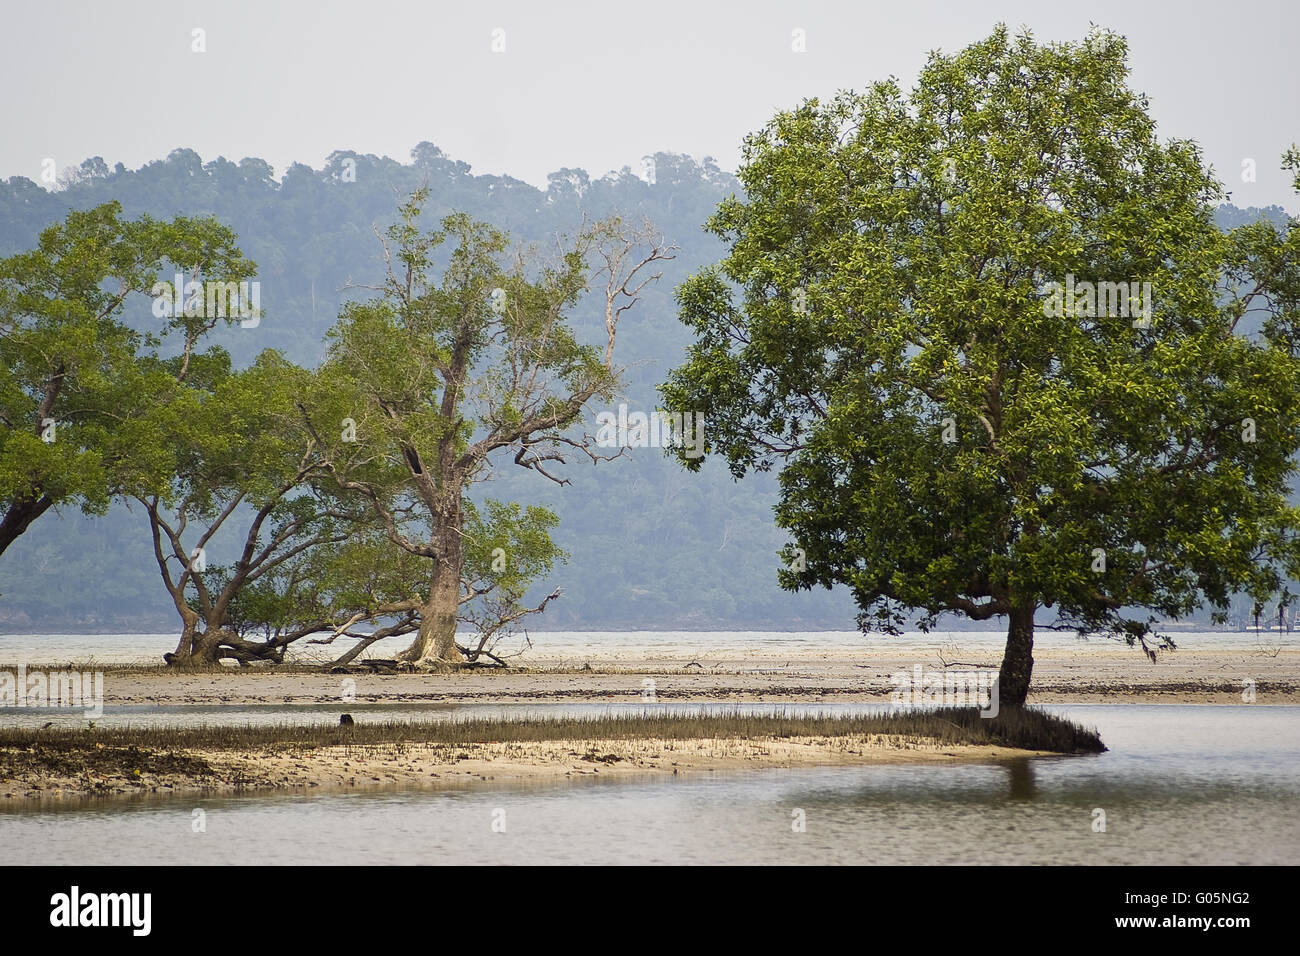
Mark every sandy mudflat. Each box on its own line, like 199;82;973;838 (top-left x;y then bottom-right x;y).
0;733;1048;803
2;641;1289;805
81;644;1299;706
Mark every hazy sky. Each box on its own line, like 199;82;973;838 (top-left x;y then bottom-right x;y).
2;0;1297;210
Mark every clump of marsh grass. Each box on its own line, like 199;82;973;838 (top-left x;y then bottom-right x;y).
0;707;1103;755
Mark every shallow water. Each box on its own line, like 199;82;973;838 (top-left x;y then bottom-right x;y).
4;704;1297;865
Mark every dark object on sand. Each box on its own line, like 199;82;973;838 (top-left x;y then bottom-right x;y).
339;714;355;726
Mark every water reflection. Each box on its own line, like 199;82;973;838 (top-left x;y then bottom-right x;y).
1005;758;1037;800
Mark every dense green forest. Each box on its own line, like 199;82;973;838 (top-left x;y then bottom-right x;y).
0;143;1290;633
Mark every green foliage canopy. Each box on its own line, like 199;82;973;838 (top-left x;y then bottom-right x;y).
0;201;255;557
662;27;1300;658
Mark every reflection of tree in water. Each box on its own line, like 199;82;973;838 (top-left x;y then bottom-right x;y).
1006;759;1037;800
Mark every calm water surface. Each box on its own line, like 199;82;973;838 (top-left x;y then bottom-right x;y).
3;704;1296;865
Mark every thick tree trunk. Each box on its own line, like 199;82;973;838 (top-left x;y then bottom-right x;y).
400;596;463;666
998;603;1037;706
398;514;465;666
165;627;226;667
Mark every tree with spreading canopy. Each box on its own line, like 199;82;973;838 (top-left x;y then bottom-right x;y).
661;26;1300;705
314;190;674;666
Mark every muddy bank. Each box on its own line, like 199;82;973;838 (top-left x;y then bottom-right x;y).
0;734;1053;804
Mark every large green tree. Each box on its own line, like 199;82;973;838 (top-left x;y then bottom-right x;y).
662;26;1300;704
317;191;673;665
0;202;254;558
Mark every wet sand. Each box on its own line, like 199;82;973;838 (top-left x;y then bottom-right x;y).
84;644;1298;706
0;733;1048;803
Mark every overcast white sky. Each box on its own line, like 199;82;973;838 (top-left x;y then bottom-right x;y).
2;0;1296;210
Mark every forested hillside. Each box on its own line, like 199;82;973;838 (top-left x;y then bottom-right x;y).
0;144;851;632
0;145;1289;632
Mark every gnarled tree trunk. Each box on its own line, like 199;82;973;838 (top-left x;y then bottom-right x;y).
167;626;288;667
166;623;226;667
